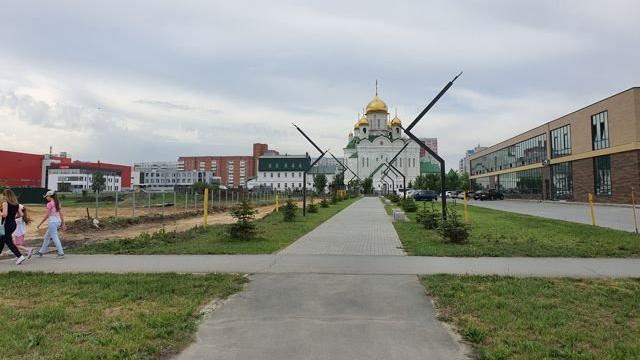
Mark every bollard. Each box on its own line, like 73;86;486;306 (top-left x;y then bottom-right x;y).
204;188;209;226
588;193;596;226
632;187;639;234
463;191;469;224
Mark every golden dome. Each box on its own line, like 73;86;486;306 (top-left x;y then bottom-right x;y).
357;116;369;127
354;122;359;129
390;115;401;127
365;95;388;113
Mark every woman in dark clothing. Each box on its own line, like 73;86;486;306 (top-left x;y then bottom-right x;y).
1;189;26;265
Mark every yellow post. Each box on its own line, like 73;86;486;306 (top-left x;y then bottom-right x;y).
588;192;596;226
632;187;638;234
275;193;279;212
203;188;209;226
463;191;469;223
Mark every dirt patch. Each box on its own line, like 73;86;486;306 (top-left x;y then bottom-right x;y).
19;202;300;248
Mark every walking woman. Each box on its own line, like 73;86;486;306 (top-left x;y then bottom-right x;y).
1;189;27;265
36;190;65;258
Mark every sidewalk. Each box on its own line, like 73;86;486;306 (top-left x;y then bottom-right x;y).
4;254;639;278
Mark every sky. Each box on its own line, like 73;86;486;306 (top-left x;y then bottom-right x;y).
1;0;639;170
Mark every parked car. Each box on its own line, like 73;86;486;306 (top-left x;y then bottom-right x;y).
445;191;458;198
455;191;467;200
480;189;504;201
413;190;438;201
472;190;484;200
405;189;417;198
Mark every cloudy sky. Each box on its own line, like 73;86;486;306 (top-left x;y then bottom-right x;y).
1;1;638;169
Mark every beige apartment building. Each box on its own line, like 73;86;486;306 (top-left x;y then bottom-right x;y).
469;87;640;204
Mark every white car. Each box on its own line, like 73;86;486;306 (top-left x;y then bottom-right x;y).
445;191;456;198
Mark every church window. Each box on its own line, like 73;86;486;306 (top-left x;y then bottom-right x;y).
363;128;367;134
396;128;400;135
366;158;369;167
377;119;380;128
380;141;383;146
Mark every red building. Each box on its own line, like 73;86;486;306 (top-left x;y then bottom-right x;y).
0;150;44;187
0;149;132;189
178;143;278;188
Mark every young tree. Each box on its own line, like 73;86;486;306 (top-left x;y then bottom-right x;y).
229;200;258;239
446;169;460;190
313;174;328;195
460;172;470;191
91;172;106;193
362;177;373;194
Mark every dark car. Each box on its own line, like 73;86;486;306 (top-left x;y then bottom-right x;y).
480;189;504;201
413;190;438;201
472;190;484;200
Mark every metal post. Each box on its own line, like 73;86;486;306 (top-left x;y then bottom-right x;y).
162;191;165;218
174;191;177;209
185;190;188;211
115;190;118;217
132;190;136;217
147;191;151;210
195;192;198;211
632;187;639;234
95;191;99;219
204;188;209;226
588;193;596;226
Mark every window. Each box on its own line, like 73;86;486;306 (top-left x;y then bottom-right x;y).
592;111;609;150
551;125;571;158
363;128;367;134
270;173;273;178
396;128;399;134
496;168;543;195
551;162;572;199
470;134;547;175
594;156;612;195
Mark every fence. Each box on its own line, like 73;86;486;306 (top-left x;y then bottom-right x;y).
54;188;305;220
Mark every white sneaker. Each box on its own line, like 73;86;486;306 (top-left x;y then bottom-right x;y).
27;248;33;259
16;255;26;265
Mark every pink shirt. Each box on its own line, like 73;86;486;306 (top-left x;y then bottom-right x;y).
47;200;61;220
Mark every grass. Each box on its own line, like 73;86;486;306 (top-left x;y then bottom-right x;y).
0;272;246;359
72;197;359;254
422;275;640;360
387;201;640;257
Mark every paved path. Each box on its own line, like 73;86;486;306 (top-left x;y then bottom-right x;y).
469;199;640;232
281;197;404;255
177;274;469;360
4;254;640;278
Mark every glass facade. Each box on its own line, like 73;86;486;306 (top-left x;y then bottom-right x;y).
594;156;612;195
591;111;609;150
551;162;572;200
496;168;543;196
470;134;547;175
551;125;571;158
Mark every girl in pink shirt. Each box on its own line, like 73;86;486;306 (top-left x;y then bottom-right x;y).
36;191;65;258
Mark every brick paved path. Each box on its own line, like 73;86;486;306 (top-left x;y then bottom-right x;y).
281;197;405;255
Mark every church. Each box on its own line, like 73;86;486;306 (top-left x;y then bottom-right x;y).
344;91;421;191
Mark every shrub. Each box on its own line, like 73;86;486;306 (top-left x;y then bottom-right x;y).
385;193;400;203
282;199;298;222
416;203;439;230
320;199;329;208
440;206;470;243
307;203;319;213
401;198;418;213
228;200;258;239
331;192;338;204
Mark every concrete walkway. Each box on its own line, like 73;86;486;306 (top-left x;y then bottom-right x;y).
4;254;640;278
281;197;404;255
177;274;469;360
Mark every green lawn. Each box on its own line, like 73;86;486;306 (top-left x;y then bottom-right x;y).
422;275;640;360
388;202;640;257
0;272;245;359
72;197;359;254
